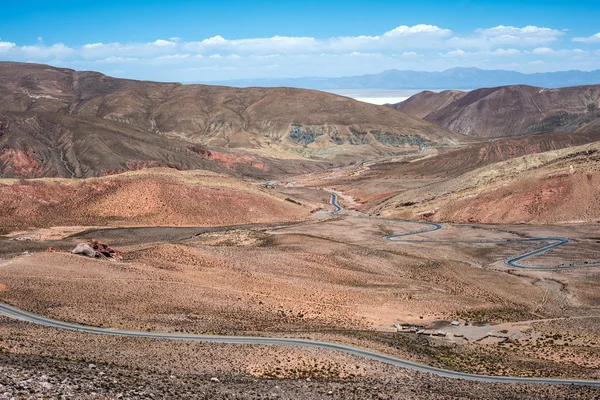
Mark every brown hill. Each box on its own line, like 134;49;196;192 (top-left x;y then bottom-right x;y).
393;85;600;138
0;168;310;230
389;90;466;119
375;140;600;224
302;130;600;214
0;62;464;178
375;130;600;179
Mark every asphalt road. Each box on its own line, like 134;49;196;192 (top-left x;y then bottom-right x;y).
329;192;343;214
0;193;598;387
328;193;599;270
1;302;599;386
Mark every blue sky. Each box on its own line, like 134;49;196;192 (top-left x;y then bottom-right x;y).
2;0;600;82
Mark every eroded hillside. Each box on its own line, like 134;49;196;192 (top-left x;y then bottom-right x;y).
0;62;466;178
0;168;311;230
393;85;600;138
376;141;600;223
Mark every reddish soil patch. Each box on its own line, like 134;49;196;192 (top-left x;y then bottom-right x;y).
433;171;600;224
0;170;308;230
188;146;269;171
0;147;45;178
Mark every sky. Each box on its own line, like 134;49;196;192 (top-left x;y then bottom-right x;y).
1;0;600;82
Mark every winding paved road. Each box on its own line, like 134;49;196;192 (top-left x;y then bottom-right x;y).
329;193;599;271
0;302;599;386
329;192;343;215
0;193;599;387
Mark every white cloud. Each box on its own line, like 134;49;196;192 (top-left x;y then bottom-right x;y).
383;24;451;37
0;23;597;81
0;24;568;64
478;25;562;38
80;40;181;59
151;39;177;47
492;48;520;55
180;24;451;56
185;35;317;55
249;54;280;59
573;33;600;43
445;49;466;57
0;41;16;53
155;53;190;60
200;35;227;46
20;43;74;59
83;43;104;49
95;56;139;63
449;25;563;49
328;25;453;53
348;52;382;57
529;48;589;58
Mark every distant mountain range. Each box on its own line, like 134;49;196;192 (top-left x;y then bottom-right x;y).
208;67;600;90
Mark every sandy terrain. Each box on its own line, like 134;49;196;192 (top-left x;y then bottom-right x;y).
1;214;599;382
2;319;597;399
373;141;600;223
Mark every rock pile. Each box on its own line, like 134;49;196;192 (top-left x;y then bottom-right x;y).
71;240;122;261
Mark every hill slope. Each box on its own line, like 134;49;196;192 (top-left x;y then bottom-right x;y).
389;90;467;119
375;140;600;224
393;85;600;138
0;168;310;230
0;62;463;178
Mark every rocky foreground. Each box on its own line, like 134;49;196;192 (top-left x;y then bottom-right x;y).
1;352;598;400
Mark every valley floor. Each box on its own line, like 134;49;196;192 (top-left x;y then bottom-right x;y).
1;207;600;397
1;143;600;398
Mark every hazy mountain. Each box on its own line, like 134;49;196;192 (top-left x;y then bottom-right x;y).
209;67;600;90
392;85;600;138
0;62;463;179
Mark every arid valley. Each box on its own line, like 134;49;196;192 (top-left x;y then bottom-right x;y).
1;59;600;399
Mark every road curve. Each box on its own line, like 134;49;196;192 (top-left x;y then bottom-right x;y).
329;192;343;215
328;193;599;271
0;302;599;386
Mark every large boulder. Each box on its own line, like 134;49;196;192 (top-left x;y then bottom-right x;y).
71;243;97;257
70;240;123;261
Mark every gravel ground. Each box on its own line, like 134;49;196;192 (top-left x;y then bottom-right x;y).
1;351;599;399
